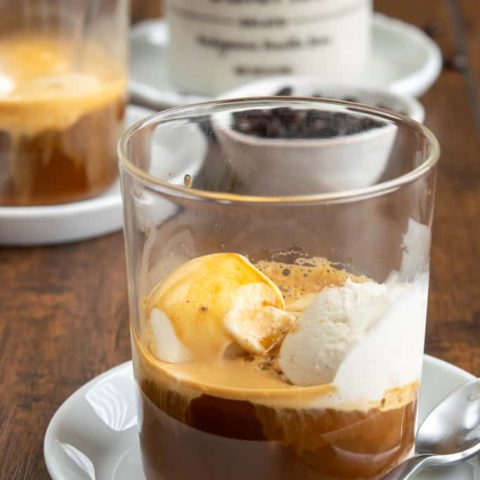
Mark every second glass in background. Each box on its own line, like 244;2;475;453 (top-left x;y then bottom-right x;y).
0;0;128;206
120;98;439;480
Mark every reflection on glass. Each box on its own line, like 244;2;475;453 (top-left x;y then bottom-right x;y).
85;374;137;432
57;441;96;480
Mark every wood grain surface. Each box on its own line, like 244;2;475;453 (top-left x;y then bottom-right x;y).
0;1;479;478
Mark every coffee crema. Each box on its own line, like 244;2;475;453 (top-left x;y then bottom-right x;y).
134;256;419;480
0;34;126;205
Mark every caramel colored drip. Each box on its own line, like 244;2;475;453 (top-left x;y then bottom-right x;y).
0;33;126;205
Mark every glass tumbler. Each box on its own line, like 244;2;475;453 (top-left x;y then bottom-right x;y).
119;98;439;480
0;0;128;206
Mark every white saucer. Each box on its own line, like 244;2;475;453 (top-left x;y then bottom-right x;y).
44;355;479;480
129;13;442;110
0;105;154;246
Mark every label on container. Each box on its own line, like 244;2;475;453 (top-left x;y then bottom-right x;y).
166;0;371;96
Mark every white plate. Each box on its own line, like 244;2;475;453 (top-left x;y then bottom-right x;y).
0;105;153;247
129;13;442;110
44;355;479;480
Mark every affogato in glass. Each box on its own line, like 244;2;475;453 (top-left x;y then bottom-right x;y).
119;98;439;480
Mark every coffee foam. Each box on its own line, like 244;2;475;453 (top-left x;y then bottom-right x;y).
255;257;366;310
134;328;417;412
0;33;126;133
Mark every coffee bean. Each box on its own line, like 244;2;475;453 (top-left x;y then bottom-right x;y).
275;86;293;96
424;21;441;39
271;107;293;119
232;107;384;139
270;84;408;117
443;53;469;72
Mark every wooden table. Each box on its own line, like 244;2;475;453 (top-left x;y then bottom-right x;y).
1;1;479;477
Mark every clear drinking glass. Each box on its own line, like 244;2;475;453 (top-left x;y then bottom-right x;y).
0;0;128;206
119;98;439;480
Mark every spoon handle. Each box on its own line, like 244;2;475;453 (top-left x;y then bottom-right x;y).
381;455;433;480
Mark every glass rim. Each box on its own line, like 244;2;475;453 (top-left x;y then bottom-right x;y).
118;97;440;204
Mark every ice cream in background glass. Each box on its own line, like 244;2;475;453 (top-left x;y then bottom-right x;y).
119;98;439;480
0;0;128;206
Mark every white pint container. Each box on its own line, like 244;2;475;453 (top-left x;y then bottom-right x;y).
166;0;372;96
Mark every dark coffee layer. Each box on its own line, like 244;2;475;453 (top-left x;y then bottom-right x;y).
139;379;416;480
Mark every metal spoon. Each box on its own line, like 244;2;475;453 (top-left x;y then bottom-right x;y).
382;378;480;479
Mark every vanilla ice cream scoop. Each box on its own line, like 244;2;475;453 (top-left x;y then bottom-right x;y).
225;283;296;355
147;309;193;363
278;280;394;386
145;253;289;362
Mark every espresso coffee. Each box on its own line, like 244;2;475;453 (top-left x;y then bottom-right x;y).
0;34;126;205
133;254;423;480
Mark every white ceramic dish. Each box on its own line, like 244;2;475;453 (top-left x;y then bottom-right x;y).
0;106;151;246
219;77;425;123
43;355;479;480
0;178;123;247
0;105;205;246
129;14;442;110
